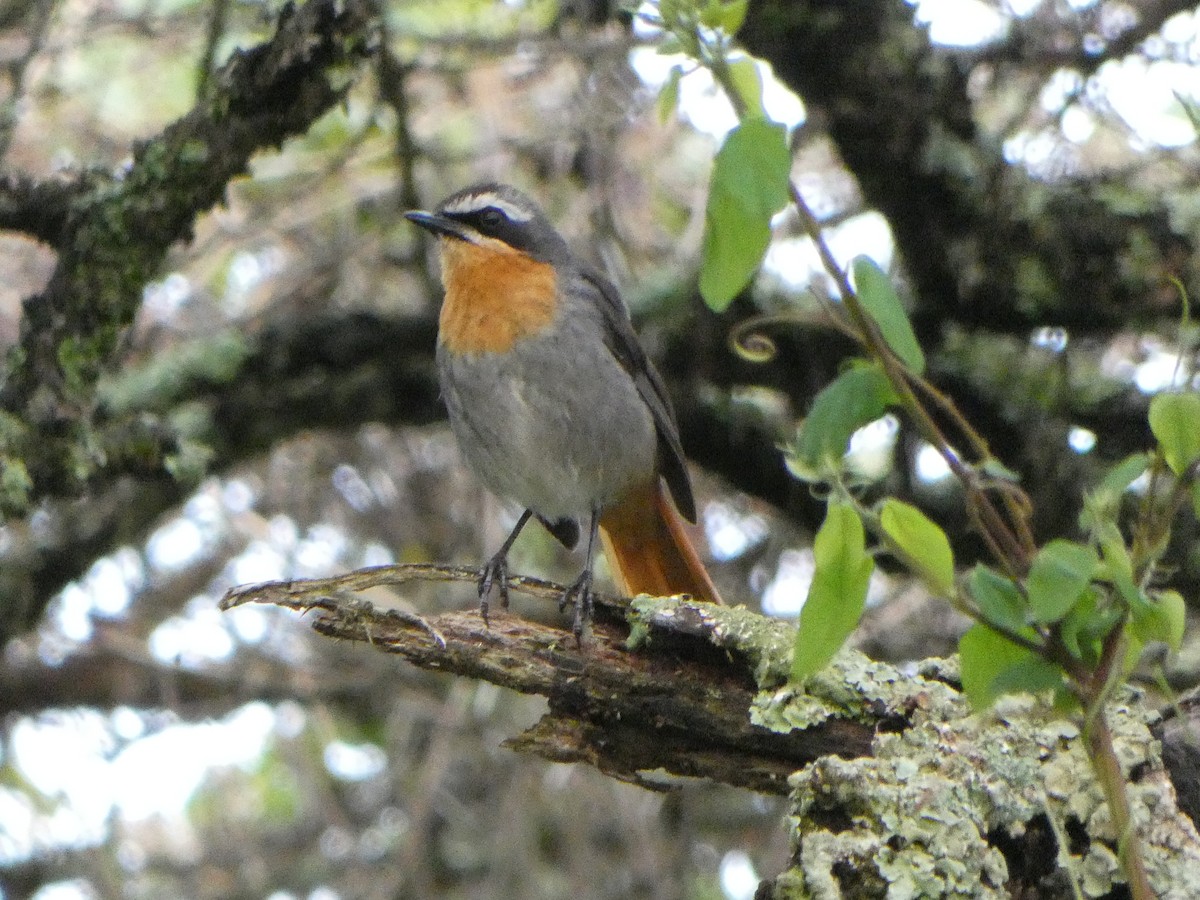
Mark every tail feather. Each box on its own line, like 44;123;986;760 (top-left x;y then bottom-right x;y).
598;482;722;605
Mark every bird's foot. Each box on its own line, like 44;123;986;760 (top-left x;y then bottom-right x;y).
477;551;511;626
560;568;595;646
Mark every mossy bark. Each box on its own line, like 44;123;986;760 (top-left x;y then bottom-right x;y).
224;571;1200;899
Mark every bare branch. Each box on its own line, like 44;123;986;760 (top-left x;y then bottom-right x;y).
0;172;78;244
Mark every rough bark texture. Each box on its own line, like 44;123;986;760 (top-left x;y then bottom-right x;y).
222;566;1200;899
222;565;875;794
0;0;377;513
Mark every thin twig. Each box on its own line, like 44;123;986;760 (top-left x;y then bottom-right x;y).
1084;709;1155;900
788;181;1034;572
195;0;231;102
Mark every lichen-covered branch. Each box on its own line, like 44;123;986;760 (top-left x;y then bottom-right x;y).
223;565;1200;898
222;566;873;794
0;0;378;516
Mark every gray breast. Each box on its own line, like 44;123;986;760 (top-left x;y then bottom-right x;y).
436;319;657;520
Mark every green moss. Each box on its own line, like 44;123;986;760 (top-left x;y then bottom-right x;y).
164;438;215;485
1015;255;1057;316
66;423;106;483
56;334;99;397
179;138;211;165
99;331;251;413
0;411;28;446
624;615;652;651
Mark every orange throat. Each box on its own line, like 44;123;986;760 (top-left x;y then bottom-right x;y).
437;237;558;354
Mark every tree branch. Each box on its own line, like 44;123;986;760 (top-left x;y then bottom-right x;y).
221;566;872;794
0;309;442;642
0;0;378;514
739;0;1193;340
221;565;1200;896
0;172;78;243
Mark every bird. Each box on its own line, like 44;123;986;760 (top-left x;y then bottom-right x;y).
405;183;721;639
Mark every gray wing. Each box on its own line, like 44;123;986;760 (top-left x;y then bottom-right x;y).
577;268;697;523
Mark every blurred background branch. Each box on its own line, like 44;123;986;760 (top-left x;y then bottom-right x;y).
2;0;1200;896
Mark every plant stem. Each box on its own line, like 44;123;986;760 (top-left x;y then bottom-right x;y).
1083;708;1155;900
695;15;1154;894
788;182;1034;573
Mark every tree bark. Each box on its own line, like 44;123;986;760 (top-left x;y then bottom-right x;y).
0;0;378;517
222;565;1200;899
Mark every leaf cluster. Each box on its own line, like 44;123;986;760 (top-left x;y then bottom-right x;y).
647;3;1196;893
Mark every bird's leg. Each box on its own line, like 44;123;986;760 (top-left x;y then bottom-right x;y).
561;508;600;644
478;508;534;625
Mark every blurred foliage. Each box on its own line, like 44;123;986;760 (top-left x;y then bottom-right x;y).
1;0;1200;897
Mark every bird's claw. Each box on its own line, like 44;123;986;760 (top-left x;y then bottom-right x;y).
477;552;511;626
560;569;595;646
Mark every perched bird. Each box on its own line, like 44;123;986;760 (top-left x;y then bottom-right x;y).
406;183;721;638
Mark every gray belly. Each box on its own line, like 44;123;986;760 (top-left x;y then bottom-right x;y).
436;327;657;520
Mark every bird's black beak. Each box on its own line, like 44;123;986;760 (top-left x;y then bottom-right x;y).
404;210;470;241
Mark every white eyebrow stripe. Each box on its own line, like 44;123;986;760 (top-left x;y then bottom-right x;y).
441;192;534;222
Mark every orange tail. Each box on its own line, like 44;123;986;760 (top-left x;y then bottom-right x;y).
598;482;723;605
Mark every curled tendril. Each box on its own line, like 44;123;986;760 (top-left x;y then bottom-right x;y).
729;315;782;363
807;480;834;502
729;307;856;364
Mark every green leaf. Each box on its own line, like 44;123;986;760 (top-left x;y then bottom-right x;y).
1098;537;1139;604
1160;591;1186;653
1123;631;1146;676
967;565;1027;634
1130;589;1186;652
1097;452;1151;502
791;503;874;682
980;457;1022;482
727;56;763;118
698;0;724;28
1025;539;1099;625
1059;589;1120;663
698;0;748;33
1149;392;1200;477
958;625;1061;709
656;66;683;123
720;0;749;33
851;256;925;374
789;362;900;479
879;499;954;596
1058;591;1093;661
656;34;686;56
699;118;792;310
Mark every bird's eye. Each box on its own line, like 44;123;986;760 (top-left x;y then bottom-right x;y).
478;207;505;229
